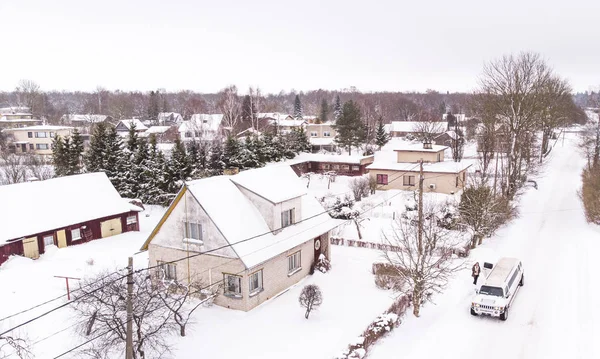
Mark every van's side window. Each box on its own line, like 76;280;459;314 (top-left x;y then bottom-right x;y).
508;270;519;289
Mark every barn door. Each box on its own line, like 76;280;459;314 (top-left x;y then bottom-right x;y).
56;230;67;248
23;237;40;259
100;218;123;238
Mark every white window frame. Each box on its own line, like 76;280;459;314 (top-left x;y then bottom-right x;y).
224;274;242;297
288;251;301;275
249;269;263;295
323;131;331;137
126;216;137;225
281;209;295;228
310;131;318;137
35;132;47;138
352;165;360;171
71;228;82;241
157;261;177;281
50;132;55;138
43;235;54;247
184;221;203;241
36;143;49;150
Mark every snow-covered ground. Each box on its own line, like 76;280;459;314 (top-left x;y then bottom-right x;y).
369;133;600;359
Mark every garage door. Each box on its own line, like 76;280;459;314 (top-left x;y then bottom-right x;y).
100;218;123;238
23;237;40;259
56;230;67;248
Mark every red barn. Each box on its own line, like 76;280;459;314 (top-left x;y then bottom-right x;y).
0;172;142;266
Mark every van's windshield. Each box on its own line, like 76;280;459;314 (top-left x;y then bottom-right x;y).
479;285;504;297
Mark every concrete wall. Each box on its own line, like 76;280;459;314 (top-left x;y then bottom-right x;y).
369;169;467;194
396;150;443;163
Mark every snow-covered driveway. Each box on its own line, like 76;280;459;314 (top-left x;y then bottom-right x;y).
370;134;600;359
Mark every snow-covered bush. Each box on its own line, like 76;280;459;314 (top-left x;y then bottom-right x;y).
86;258;95;266
315;254;331;273
349;177;370;202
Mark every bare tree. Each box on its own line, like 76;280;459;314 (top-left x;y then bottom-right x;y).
299;285;323;319
349;177;370;202
0;153;27;185
72;271;176;359
25;154;54;181
15;79;40;114
382;207;466;317
248;86;262;131
217;85;241;133
412;111;445;143
0;335;32;359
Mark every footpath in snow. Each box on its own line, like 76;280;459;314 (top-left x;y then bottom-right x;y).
369;134;600;359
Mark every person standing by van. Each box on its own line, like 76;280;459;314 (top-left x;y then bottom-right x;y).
472;262;481;285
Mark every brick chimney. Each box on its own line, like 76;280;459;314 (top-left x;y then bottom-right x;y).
423;141;432;150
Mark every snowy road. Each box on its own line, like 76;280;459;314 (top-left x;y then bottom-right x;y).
370;134;600;359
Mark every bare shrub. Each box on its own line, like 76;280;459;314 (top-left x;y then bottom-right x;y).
349;177;370;202
299;285;323;319
579;165;600;224
0;335;32;359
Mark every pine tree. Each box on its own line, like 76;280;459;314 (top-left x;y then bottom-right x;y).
333;95;342;122
147;91;160;124
52;135;68;177
242;135;262;168
241;95;256;127
197;142;209;174
62;136;73;174
288;127;311;153
223;136;242;169
129;137;150;199
85;122;108;173
126;124;139;154
252;134;269;165
208;140;225;175
69;129;84;174
294;94;303;120
169;138;191;184
333;100;366;155
145;135;170;205
319;99;328;124
375;117;390;150
104;126;129;195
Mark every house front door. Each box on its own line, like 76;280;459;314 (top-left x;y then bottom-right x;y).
23;237;40;259
20;144;27;152
56;230;67;248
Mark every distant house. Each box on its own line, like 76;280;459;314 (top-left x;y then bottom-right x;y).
179;114;224;142
140;165;342;311
258;113;304;135
61;114;110;125
157;112;184;126
388;121;449;138
442;113;466;127
0;173;141;266
306;122;336;152
236;127;261;142
139;126;177;143
0;107;40;128
434;131;460;147
1;125;74;155
367;143;471;194
115;119;148;133
285;153;374;176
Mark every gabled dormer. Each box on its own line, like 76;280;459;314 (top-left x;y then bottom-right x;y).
394;142;448;163
230;166;307;232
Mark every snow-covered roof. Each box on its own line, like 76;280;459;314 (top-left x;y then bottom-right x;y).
230;165;307;203
309;137;334;146
157;112;183;124
236;127;261;137
186;114;223;132
394;143;448;153
257;112;293;122
178;169;342;268
62;114;107;123
389;121;448;133
306;122;334;127
0;117;41;123
140;126;171;136
435;131;459;140
2;125;73;132
0;106;30;113
118;119;148;131
367;160;472;174
285;152;373;165
0;172;140;244
271;118;305;127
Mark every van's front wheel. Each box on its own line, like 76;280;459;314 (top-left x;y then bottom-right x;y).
519;274;524;286
500;308;508;321
470;308;478;316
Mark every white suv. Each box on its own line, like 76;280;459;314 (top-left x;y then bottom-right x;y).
470;257;524;321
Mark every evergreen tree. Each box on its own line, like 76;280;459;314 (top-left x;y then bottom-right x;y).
145;135;170;205
168;138;191;184
197;142;209;174
333;100;366;155
147;91;160;124
333;95;342;122
318;99;328;124
85;122;108;172
69;129;84;174
52;135;68;177
288;127;311;153
223;136;242;169
294;94;303;120
104;126;129;195
62;136;73;173
375;117;390;150
208;140;225;175
242;135;262;168
126;124;139;154
241;95;256;126
252;134;269;165
129;137;150;199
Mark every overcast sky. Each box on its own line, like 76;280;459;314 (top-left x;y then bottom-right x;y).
1;0;599;94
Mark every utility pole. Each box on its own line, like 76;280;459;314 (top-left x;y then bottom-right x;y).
126;257;134;359
417;159;424;255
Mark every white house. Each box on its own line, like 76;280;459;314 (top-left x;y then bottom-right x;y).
157;112;184;126
140;165;342;311
115;119;148;133
61;114;109;125
179;114;224;142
